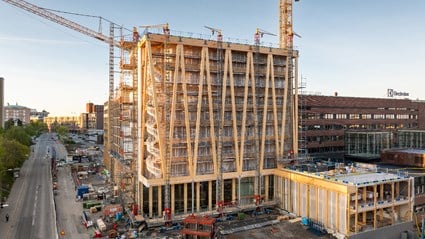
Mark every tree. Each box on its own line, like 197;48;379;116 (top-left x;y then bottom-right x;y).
3;127;31;146
55;125;69;137
25;120;48;137
0;137;28;169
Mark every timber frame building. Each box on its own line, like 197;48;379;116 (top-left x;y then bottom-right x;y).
274;163;413;238
102;30;417;239
135;32;299;218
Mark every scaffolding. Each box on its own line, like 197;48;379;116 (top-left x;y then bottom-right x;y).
137;32;298;218
105;27;139;204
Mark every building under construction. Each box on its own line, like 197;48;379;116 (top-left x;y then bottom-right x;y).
135;30;299;219
274;162;414;239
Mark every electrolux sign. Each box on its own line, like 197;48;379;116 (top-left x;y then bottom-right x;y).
387;89;409;97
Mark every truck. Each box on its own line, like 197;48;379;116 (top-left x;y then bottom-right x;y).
77;185;89;199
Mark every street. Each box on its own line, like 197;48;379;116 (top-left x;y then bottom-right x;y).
0;133;57;239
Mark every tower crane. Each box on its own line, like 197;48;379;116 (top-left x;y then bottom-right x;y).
254;28;277;45
2;0;124;103
2;0;139;192
140;23;170;36
204;26;223;42
279;0;300;162
279;0;300;49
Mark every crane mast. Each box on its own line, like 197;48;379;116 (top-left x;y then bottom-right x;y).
279;0;299;161
2;0;119;103
279;0;294;49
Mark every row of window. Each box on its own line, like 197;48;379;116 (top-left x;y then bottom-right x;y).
301;123;417;131
304;113;416;120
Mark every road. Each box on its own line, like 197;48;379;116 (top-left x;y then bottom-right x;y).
0;133;58;239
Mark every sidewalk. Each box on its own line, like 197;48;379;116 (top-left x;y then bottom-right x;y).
0;154;31;238
55;165;94;238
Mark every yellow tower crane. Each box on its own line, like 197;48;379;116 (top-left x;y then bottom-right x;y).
279;0;300;162
279;0;301;49
2;0;140;195
2;0;124;105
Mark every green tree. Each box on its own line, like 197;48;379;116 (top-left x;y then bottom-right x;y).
25;120;48;137
3;126;31;146
0;137;29;169
4;119;15;130
55;125;69;137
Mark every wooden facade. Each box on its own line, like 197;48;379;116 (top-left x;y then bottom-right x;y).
136;33;298;217
274;167;413;238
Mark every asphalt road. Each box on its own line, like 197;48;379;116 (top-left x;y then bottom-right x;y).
0;133;58;239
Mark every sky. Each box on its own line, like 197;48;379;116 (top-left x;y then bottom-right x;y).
1;0;425;116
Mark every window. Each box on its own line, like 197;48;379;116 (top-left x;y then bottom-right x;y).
324;113;334;119
349;114;360;119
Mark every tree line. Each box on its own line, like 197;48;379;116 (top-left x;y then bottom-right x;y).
0;120;48;199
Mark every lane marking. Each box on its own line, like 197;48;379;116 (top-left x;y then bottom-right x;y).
32;185;40;226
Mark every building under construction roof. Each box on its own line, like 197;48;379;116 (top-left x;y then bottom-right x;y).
135;31;299;219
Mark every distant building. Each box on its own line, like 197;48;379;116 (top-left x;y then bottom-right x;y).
43;115;80;132
86;102;94;113
30;109;49;121
396;129;425;148
345;131;392;160
83;102;104;130
80;112;96;129
299;95;425;159
93;104;104;130
381;148;425;167
4;103;31;124
0;77;4;128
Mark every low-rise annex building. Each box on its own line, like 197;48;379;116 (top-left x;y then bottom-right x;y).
274;162;413;239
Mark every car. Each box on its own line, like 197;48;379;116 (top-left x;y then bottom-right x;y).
97;187;109;194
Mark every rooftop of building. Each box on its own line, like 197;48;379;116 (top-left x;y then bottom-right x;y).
298;93;421;105
284;160;411;187
382;148;425;155
5;103;30;109
141;28;284;49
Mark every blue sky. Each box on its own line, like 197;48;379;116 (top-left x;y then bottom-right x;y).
1;0;425;115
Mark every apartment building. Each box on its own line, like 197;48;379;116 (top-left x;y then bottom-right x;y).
4;103;31;125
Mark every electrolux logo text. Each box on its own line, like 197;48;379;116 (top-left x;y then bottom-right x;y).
387;89;409;97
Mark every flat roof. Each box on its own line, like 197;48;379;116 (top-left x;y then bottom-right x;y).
335;172;405;185
383;148;425;154
285;161;411;186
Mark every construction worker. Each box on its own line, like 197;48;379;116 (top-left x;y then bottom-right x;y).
5;213;9;222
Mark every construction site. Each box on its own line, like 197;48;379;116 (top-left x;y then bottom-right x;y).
3;0;419;239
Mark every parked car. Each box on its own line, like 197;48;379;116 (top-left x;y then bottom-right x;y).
97;187;109;194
